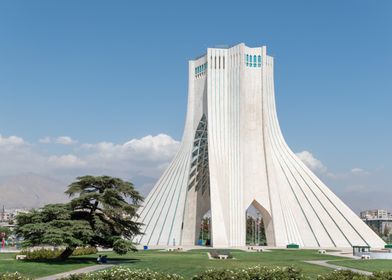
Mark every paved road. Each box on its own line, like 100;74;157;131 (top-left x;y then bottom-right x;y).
305;260;373;276
36;264;114;280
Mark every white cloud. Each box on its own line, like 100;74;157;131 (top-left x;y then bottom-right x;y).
296;150;327;173
55;136;78;145
39;136;78;145
0;134;45;175
84;134;179;160
350;168;369;175
0;134;27;147
48;154;86;168
0;131;390;212
81;134;180;177
294;151;386;212
0;132;179;183
39;137;52;144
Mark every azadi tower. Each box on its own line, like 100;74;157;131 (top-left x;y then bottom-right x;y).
135;43;385;248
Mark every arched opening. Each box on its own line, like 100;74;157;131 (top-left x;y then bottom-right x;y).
246;200;274;246
246;204;266;245
197;210;211;246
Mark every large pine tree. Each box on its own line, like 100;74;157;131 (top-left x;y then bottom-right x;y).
16;176;143;259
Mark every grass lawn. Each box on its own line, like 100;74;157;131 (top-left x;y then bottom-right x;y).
0;253;97;278
4;249;389;279
328;259;392;273
95;250;346;279
111;249;346;279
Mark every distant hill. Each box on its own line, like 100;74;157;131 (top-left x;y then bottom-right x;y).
0;173;158;209
0;174;68;209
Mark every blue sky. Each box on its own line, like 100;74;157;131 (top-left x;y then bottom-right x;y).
0;1;391;211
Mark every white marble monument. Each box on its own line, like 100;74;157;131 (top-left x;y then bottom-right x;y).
135;43;385;248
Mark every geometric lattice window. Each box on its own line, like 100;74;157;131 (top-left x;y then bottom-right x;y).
188;114;209;195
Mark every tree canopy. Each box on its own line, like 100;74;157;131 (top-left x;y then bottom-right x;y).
0;226;12;239
16;204;92;249
16;176;143;259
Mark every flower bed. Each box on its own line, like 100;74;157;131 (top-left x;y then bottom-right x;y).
192;266;302;280
0;272;30;280
3;266;392;280
59;267;184;280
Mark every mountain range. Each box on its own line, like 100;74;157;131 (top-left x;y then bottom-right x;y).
0;174;68;209
0;173;157;209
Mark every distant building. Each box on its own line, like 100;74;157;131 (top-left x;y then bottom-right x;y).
0;206;13;222
0;206;29;223
360;209;392;237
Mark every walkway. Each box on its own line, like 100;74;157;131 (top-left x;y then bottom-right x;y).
36;264;114;280
305;260;373;276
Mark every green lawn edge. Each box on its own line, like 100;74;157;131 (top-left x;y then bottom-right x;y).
2;249;382;279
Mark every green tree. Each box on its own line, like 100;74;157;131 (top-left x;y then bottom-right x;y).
66;176;143;251
16;176;143;259
383;225;391;239
16;204;93;257
0;226;12;239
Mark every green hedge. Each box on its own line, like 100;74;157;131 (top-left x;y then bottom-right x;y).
372;271;392;280
72;247;98;256
80;268;392;280
317;270;392;280
0;272;29;280
20;247;98;260
59;267;184;280
59;266;303;280
20;249;59;260
317;270;368;280
192;266;302;280
4;266;392;280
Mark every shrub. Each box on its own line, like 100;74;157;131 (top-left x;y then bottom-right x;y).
0;272;29;280
72;247;98;256
317;270;369;280
20;248;60;260
113;239;135;255
372;271;392;280
59;267;184;280
192;270;236;280
60;275;85;280
20;247;98;260
192;266;303;280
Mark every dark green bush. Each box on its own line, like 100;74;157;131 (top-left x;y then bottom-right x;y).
192;266;303;280
60;275;85;280
72;247;98;256
317;270;369;280
20;248;60;260
0;272;29;280
59;267;184;280
20;247;98;260
318;270;392;280
371;271;392;280
113;239;135;255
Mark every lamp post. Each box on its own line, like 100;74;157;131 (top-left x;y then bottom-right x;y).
207;218;210;241
201;220;204;242
254;217;257;245
257;212;261;245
